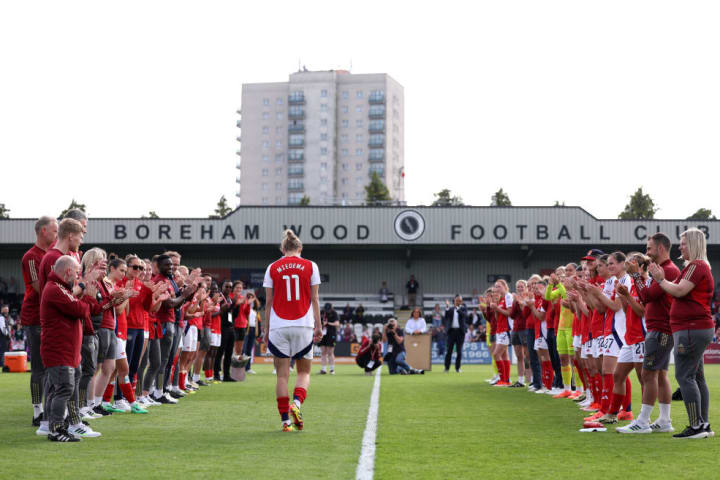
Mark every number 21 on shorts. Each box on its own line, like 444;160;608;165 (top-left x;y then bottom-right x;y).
283;274;300;301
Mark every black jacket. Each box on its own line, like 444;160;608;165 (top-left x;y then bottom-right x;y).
443;304;470;334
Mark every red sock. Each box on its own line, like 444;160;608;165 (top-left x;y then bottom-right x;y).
132;377;137;392
505;360;512;382
593;374;602;404
103;382;115;403
205;369;213;379
276;396;290;421
622;377;632;411
293;387;307;405
601;373;613;413
542;361;553;389
609;391;624;414
119;382;136;404
179;372;186;390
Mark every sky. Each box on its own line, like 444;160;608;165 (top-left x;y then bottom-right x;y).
1;1;718;220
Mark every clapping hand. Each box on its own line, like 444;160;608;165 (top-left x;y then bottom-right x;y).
616;283;630;298
648;263;664;282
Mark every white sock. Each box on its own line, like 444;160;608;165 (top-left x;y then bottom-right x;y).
637;404;654;425
658;403;671;423
94;396;102;406
329;361;335;371
320;366;326;372
564;384;571;391
33;403;43;417
293;399;301;408
192;374;200;382
40;420;48;428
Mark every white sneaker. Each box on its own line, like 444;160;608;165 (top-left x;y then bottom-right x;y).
527;386;538;392
534;387;549;394
329;370;335;375
163;393;178;404
247;369;257;375
485;375;499;384
171;387;187;397
272;368;277;375
79;407;95;422
617;421;651;434
114;399;131;412
547;388;564;395
35;423;50;436
649;421;674;433
579;398;592;408
144;396;161;406
69;424;102;438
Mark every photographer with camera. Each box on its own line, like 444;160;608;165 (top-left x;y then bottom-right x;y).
356;330;383;375
383;318;424;375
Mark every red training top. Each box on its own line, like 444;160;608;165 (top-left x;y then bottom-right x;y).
20;244;46;326
669;260;715;333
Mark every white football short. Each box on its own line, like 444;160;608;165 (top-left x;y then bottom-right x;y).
591;336;604;358
603;335;621;358
496;332;510;346
534;337;548;350
268;326;314;360
210;332;221;347
572;335;582;350
618;342;645;363
580;341;591;359
114;338;127;360
182;325;198;352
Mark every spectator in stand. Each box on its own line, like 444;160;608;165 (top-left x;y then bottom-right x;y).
342;303;353;322
242;291;261;375
354;303;365;323
379;281;390;303
405;307;427;335
342;322;353;342
0;305;9;367
356;331;383;375
406;275;419;308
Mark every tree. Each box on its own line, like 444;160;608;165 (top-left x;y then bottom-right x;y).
364;172;391;205
299;195;310;206
490;188;512;207
210;195;233;218
618;187;658;219
59;199;87;219
687;208;717;220
431;189;464;207
141;211;159;219
0;203;9;219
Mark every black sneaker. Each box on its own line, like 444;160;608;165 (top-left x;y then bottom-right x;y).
509;382;523;388
32;414;42;427
168;390;184;399
673;425;708;439
213;376;223;382
222;376;237;382
153;394;172;405
48;428;81;442
93;405;112;416
196;380;209;387
704;424;715;438
672;388;683;401
319;370;327;375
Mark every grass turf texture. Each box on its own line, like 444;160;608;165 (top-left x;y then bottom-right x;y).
2;364;719;479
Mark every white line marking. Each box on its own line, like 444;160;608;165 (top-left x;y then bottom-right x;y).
356;369;381;480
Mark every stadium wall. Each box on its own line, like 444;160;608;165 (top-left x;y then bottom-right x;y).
1;207;718;295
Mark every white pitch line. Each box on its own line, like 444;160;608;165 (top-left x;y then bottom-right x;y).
356;369;382;480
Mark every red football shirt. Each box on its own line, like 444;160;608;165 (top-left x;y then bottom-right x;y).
38;247;64;292
263;256;320;328
125;278;152;330
670;260;714;333
624;284;646;345
20;245;47;326
635;260;680;335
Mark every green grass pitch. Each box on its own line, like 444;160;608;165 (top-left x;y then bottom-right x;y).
2;364;718;479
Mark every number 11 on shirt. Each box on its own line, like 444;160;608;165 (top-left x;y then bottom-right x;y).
283;274;300;301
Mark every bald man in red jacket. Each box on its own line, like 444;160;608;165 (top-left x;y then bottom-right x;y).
40;255;100;442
